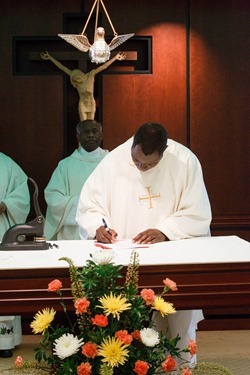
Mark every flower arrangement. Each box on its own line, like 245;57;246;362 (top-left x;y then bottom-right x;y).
14;249;197;375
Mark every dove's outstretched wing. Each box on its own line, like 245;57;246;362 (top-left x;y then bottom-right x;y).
58;34;91;52
108;33;134;51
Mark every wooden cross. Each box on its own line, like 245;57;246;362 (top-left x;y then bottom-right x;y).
13;11;151;154
28;50;138;73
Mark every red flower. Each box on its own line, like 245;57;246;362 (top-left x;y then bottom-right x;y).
115;330;133;345
162;355;176;372
133;360;150;375
140;288;155;305
91;314;108;327
77;362;92;375
48;279;62;292
163;278;178;291
81;342;98;358
74;298;90;314
188;339;197;357
132;330;141;340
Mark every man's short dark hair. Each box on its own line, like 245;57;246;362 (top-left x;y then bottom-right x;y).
76;120;102;134
132;122;168;155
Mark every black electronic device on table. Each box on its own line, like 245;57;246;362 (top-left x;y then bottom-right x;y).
0;178;49;250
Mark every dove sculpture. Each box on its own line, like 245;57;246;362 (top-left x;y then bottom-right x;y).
58;27;134;64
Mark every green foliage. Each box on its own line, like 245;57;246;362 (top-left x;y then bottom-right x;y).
25;250;192;374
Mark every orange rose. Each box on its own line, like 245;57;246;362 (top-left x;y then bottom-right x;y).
163;278;177;291
132;330;141;340
77;362;92;375
188;339;197;357
162;355;176;372
74;298;90;314
140;288;155;305
115;330;133;345
81;342;98;358
48;279;62;292
91;314;108;327
133;360;150;375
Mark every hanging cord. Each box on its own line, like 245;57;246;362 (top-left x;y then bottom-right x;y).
81;0;118;38
100;0;117;36
81;0;98;35
94;0;100;41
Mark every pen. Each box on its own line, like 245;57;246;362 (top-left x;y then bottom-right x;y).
102;218;111;235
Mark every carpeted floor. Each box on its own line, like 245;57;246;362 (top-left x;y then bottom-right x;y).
0;330;249;374
196;330;250;375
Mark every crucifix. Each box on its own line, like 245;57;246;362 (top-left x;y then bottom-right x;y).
139;187;161;209
40;50;131;122
13;10;151;154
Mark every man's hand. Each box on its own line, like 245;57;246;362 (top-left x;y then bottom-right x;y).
0;202;7;215
40;51;50;60
96;226;118;243
133;229;167;244
116;52;126;61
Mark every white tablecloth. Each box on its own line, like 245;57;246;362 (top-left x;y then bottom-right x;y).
0;236;249;270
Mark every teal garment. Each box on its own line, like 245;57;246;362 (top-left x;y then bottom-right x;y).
0;152;30;241
44;147;108;240
0;153;30;351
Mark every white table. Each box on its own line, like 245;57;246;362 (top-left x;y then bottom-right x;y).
0;236;250;315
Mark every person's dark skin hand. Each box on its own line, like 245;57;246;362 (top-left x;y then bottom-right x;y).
133;229;168;244
96;226;118;243
0;202;7;215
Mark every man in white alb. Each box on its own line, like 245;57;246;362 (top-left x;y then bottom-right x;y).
76;122;212;367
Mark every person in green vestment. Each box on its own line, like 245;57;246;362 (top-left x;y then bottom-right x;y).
44;120;108;240
0;152;30;358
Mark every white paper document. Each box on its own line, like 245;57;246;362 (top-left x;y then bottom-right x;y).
94;239;153;250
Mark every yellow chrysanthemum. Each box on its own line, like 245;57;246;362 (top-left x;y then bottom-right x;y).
98;336;129;367
152;296;176;317
98;292;131;320
30;307;56;334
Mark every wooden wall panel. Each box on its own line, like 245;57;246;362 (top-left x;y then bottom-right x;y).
189;0;250;240
0;0;249;331
0;0;249;240
0;0;82;213
101;0;187;149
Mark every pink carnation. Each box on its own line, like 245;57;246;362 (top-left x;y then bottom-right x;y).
132;330;141;340
14;356;23;368
133;360;150;375
115;330;133;345
188;339;197;357
48;279;62;292
140;288;155;305
81;342;98;358
74;297;90;314
91;314;108;327
163;278;178;291
77;362;92;375
162;355;176;372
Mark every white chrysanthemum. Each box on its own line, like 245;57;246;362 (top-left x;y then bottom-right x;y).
53;333;84;359
140;328;160;347
92;250;115;265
